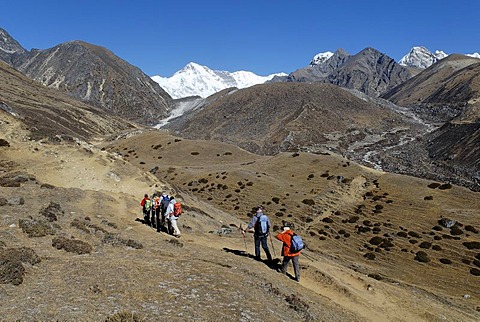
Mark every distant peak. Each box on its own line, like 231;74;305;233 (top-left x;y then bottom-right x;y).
399;46;447;69
310;51;334;66
466;52;480;59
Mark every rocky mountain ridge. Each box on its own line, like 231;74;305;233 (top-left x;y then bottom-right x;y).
0;29;172;125
286;47;412;97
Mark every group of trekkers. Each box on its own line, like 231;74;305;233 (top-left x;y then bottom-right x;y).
140;192;182;238
139;194;303;282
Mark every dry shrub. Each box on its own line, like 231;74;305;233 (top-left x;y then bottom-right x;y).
367;273;383;280
0;256;24;285
358;226;371;233
408;231;421;238
0;247;41;285
168;239;184;247
71;218;108;234
285;293;310;312
102;233;143;249
450;226;464;235
19;217;56;237
52;237;92;254
302;199;315;206
463;242;480;250
2;247;41;265
419;242;432;249
465;225;478;234
369;236;384;246
40;202;64;222
348;216;359;223
105;311;145;322
0;139;10;147
415;251;430;263
438;183;452;190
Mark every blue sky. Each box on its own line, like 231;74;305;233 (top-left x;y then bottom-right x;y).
2;0;479;76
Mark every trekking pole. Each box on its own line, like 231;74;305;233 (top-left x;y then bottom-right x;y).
240;224;248;252
269;233;277;257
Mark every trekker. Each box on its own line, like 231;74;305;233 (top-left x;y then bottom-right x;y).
166;196;181;237
159;192;170;232
140;194;152;225
152;192;161;230
243;207;273;262
276;224;301;282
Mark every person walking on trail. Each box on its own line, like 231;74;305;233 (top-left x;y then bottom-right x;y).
242;207;273;262
166;196;181;237
152;192;161;230
276;224;301;282
159;192;170;232
140;194;152;225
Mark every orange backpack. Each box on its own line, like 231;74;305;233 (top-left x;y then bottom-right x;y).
173;202;182;216
153;196;161;209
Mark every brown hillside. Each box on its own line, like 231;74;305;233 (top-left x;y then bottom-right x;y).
1;106;479;321
165;82;424;156
0;60;136;141
382;54;480;113
104;129;480;320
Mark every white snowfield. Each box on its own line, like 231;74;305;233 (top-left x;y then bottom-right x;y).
151;62;286;99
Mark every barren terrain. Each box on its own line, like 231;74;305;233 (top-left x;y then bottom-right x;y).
1;111;479;320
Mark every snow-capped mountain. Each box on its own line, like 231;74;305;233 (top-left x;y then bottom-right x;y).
310;51;334;66
466;52;480;59
152;62;286;99
399;46;480;69
399;46;447;69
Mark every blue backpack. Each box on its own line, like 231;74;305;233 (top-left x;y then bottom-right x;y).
160;195;170;210
254;214;269;236
290;234;304;253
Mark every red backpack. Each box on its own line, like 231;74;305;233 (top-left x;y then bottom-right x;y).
173;202;182;217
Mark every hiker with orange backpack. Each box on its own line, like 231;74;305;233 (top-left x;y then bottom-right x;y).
152;192;161;230
276;223;303;282
166;196;182;237
140;193;152;225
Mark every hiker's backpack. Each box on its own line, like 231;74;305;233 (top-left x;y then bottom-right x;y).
153;196;161;209
161;195;170;210
254;214;269;236
144;199;152;211
173;202;182;217
290;233;304;253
